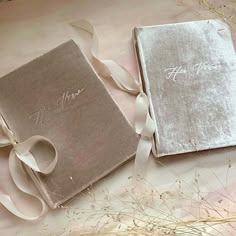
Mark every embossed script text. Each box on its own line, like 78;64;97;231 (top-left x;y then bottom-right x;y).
29;88;84;125
164;62;222;81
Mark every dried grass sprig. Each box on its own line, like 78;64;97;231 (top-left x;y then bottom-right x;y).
60;2;236;235
198;0;236;31
61;166;236;236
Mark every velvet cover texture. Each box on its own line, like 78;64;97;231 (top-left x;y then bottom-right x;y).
0;40;139;208
134;19;236;157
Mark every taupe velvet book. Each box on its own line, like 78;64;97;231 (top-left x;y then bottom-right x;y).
133;19;236;157
0;40;139;208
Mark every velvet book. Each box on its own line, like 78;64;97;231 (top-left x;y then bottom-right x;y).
133;19;236;157
0;40;139;208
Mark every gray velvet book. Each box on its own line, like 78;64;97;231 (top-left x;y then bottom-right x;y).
133;19;236;157
0;40;139;208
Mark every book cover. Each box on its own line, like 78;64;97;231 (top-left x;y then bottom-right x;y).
133;19;236;157
0;40;139;208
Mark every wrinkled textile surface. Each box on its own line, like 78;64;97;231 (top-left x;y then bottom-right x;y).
0;40;138;208
134;19;236;157
1;0;236;235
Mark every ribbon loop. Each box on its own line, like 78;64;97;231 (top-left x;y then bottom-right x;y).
0;114;57;220
7;149;48;220
15;135;58;175
71;20;156;180
71;21;141;95
135;93;149;134
0;20;156;221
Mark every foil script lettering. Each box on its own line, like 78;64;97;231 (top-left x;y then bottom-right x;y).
29;88;84;125
164;62;222;81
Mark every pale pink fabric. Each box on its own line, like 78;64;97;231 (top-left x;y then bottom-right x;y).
0;0;236;235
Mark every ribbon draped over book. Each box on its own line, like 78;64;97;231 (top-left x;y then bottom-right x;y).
0;21;145;221
2;18;235;221
70;20;156;176
0;115;58;220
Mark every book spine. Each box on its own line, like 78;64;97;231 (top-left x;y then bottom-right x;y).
132;28;159;157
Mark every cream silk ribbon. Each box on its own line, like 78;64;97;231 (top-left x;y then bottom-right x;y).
71;20;156;177
0;21;155;221
0;115;58;220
